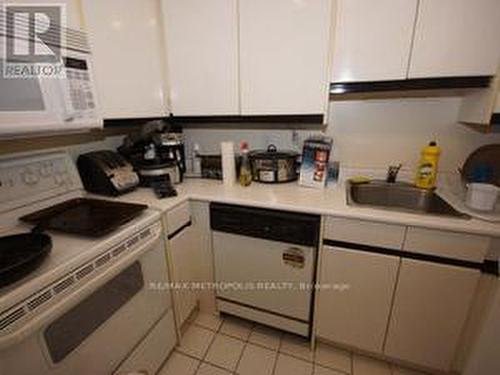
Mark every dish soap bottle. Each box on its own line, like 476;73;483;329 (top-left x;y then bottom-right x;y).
415;141;441;189
239;141;252;186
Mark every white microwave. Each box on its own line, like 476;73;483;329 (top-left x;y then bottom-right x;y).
0;33;101;138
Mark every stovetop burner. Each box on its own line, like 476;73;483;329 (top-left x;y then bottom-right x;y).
19;198;148;238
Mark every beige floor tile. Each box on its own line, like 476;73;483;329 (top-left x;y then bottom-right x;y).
194;313;224;332
204;333;245;371
274;353;313;375
236;343;277;375
158;352;199;375
313;364;346;375
392;366;430;375
280;333;314;362
248;324;282;350
219;315;253;340
196;362;232;375
314;342;352;373
178;325;215;359
352;355;391;375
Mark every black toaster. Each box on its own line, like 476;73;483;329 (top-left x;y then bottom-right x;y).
77;150;140;196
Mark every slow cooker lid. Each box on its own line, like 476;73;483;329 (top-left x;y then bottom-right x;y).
249;144;299;159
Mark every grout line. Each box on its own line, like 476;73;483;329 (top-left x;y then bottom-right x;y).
232;319;253;374
270;330;284;375
200;316;254;374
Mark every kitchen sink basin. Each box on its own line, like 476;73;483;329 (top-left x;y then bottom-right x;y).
347;180;469;219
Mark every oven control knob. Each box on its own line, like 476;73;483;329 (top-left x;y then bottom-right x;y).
54;174;64;186
40;162;53;177
21;169;39;185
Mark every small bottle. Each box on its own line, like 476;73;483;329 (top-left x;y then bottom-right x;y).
192;143;202;176
415;141;441;189
239;141;252;187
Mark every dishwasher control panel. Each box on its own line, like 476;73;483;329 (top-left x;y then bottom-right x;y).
210;203;320;247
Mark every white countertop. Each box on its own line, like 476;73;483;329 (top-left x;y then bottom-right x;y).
102;178;500;238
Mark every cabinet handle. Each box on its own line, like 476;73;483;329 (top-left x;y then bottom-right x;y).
168;220;192;240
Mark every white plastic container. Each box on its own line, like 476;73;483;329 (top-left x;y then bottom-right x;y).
465;183;499;211
221;142;236;186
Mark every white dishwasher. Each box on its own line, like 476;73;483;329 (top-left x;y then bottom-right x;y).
210;203;320;337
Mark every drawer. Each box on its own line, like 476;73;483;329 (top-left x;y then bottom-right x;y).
324;217;406;250
404;227;490;263
165;202;191;237
114;309;176;375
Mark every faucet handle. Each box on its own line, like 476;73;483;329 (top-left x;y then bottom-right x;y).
387;164;402;183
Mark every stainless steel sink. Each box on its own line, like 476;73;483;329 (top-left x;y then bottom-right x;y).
346;180;469;219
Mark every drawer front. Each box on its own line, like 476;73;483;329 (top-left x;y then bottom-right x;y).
114;309;176;375
404;227;490;263
324;217;406;250
166;202;191;237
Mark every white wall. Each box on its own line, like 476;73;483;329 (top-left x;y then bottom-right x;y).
184;97;500;172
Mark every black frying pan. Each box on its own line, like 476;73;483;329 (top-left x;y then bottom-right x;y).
0;232;52;287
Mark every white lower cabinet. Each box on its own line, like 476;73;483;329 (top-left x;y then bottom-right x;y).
384;259;480;372
316;246;400;353
168;222;198;328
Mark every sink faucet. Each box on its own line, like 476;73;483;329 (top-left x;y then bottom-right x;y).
386;164;402;183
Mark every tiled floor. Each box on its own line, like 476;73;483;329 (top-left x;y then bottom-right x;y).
158;313;431;375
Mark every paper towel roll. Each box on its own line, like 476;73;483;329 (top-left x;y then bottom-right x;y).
221;142;236;186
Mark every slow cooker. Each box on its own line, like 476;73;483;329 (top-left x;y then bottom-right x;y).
249;145;299;183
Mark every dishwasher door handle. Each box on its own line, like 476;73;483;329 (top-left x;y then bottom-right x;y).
282;247;305;268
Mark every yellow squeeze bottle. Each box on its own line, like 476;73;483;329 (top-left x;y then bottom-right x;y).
415;141;441;189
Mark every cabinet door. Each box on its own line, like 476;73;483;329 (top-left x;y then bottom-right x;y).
331;0;417;82
316;246;400;353
162;0;239;116
169;224;198;327
239;0;332;115
384;259;480;372
408;0;500;78
82;0;166;118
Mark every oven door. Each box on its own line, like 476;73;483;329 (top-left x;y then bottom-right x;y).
0;230;172;375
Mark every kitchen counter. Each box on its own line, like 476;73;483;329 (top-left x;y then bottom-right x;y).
102;178;500;238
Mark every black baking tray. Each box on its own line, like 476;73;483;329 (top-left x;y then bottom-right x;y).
20;198;148;238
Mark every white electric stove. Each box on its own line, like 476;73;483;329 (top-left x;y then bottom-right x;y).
0;151;176;375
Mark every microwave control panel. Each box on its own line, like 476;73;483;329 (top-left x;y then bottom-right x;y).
64;57;97;118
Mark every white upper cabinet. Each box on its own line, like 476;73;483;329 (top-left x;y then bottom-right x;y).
331;0;418;82
408;0;500;78
239;0;332;115
162;0;239;116
82;0;167;119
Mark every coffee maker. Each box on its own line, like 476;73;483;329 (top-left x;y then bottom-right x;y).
118;120;186;198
